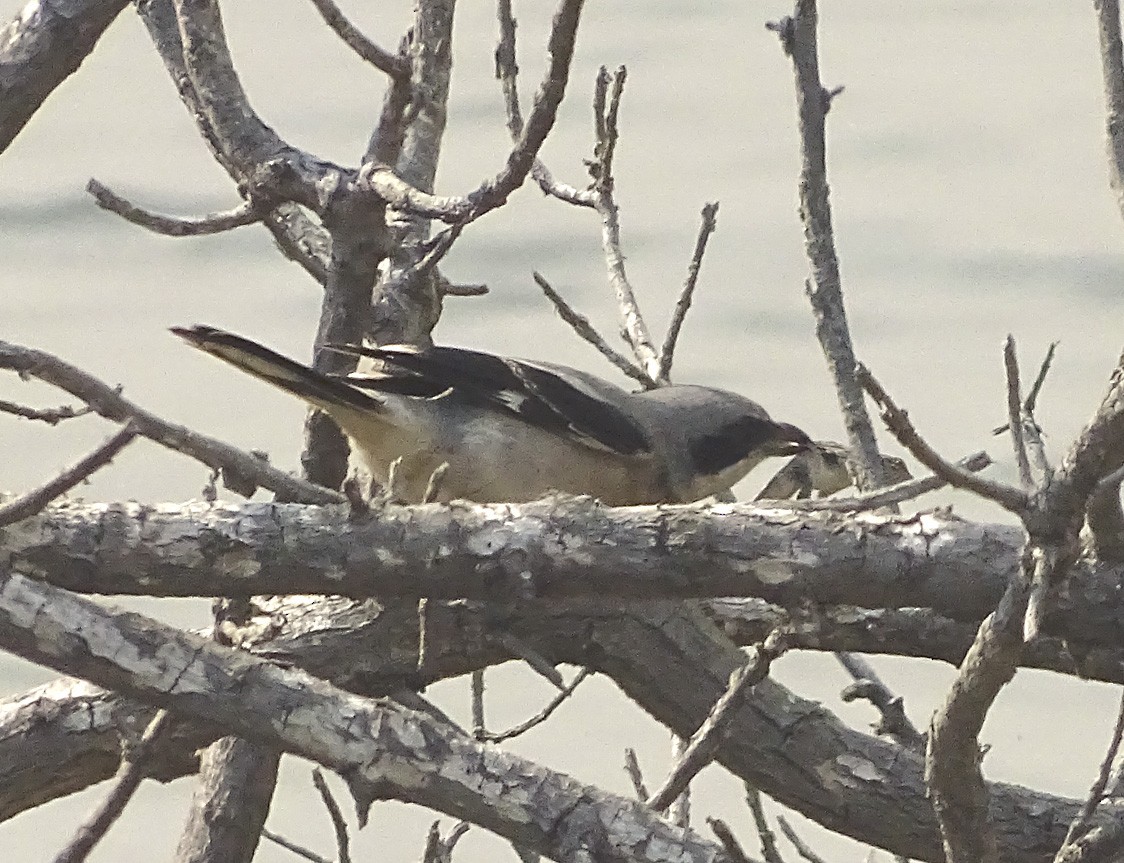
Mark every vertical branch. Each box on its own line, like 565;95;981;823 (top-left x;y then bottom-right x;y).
173;737;281;863
1004;336;1034;489
926;564;1033;863
771;0;884;489
1095;0;1124;224
303;190;390;489
370;0;456;348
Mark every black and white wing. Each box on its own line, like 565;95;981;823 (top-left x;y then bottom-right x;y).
331;343;653;456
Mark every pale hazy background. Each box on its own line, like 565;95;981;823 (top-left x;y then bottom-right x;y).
2;2;1123;860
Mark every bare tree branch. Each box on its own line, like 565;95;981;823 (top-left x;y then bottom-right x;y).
623;748;649;800
857;361;1029;513
707;818;759;863
173;738;280;863
359;0;585;224
312;769;352;863
659;202;719;381
494;0;594;207
1004;336;1034;489
647;633;787;812
769;0;884;490
0;573;738;863
0;398;92;424
0;588;1102;862
836;652;924;751
532;271;651;386
306;0;409;77
86;179;261;236
261;828;333;863
1086;465;1124;562
477;668;592;743
925;572;1031;863
780;450;991;512
744;785;785;863
0;338;344;504
1055;688;1124;859
776;816;827;863
0;422;138;528
1095;0;1124;223
51;709;173;863
0;0;127;154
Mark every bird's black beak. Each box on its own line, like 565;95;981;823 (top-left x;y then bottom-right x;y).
770;422;813;457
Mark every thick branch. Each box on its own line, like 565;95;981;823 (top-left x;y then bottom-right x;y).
0;0;127;153
0;572;735;863
0;591;1099;863
10;498;1124;647
173;738;280;863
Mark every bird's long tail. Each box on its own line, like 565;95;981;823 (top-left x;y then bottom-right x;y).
171;325;382;414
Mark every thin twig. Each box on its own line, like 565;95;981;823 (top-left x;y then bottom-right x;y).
1026;341;1059;415
623;748;649;800
434;273;488;298
443;823;470;858
993;341;1060;435
769;0;885;490
0;423;139;528
1056;687;1124;857
0;338;344;504
776;816;827;863
586;67;661;381
262;829;333;863
668;734;690;828
856;362;1029;514
311;769;351;863
87;179;261;236
0;398;92;424
1004;336;1033;490
707;818;755;863
478;668;592;743
416;598;430;673
532;272;651;386
659;202;719;381
781;451;992;512
836;652;924;751
493;0;594;207
499;633;565;689
744;784;786;863
52;709;174;863
647;633;787;812
471;670;485;739
422;462;449;505
1019;345;1055;480
360;0;586;224
306;0;409;77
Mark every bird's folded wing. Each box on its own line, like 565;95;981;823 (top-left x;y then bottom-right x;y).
331;343;652;457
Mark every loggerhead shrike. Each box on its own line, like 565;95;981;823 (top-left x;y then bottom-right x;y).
172;325;812;505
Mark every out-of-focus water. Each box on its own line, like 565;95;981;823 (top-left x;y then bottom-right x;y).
2;2;1123;861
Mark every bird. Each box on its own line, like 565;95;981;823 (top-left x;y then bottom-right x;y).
172;324;812;505
754;440;912;500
